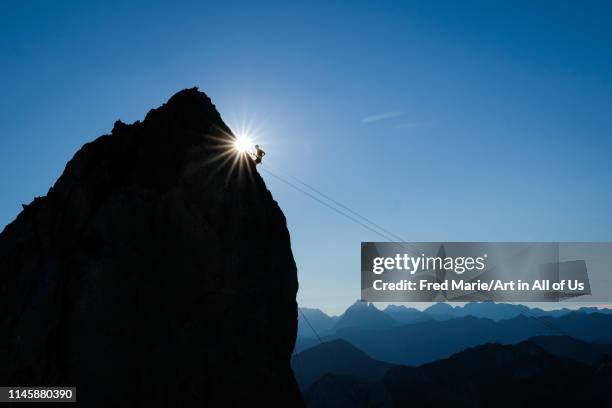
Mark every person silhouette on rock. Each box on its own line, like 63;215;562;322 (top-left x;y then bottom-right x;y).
253;144;266;164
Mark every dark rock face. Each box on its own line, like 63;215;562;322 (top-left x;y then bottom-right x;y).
0;88;303;407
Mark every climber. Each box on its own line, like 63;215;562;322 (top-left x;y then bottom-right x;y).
253;144;266;165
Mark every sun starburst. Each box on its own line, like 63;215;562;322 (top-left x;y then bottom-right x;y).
233;134;253;153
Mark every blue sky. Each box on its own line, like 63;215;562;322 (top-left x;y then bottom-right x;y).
2;1;611;314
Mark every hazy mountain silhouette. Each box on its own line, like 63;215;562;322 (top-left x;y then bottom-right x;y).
295;303;612;360
384;341;612;407
291;301;612;406
421;302;457;320
292;339;393;390
383;305;431;324
0;88;302;407
421;302;612;321
332;312;612;365
529;335;612;364
332;301;398;332
298;307;338;338
296;303;612;344
456;302;534;320
298;337;612;407
295;336;324;354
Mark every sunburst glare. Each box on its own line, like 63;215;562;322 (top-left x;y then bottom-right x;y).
234;134;254;154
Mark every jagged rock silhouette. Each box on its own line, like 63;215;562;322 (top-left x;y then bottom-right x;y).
0;88;303;407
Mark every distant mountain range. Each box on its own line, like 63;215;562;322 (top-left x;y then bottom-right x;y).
298;307;338;337
529;335;612;364
294;302;612;407
384;304;431;324
297;301;612;343
327;312;612;365
291;339;392;390
332;301;397;332
297;336;612;408
291;302;612;408
383;340;612;408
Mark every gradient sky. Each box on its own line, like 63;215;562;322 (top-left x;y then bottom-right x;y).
2;1;612;314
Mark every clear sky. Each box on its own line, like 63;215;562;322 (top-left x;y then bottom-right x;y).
2;1;612;314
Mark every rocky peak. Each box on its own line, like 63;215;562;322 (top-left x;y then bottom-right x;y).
0;88;302;407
